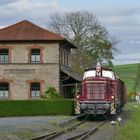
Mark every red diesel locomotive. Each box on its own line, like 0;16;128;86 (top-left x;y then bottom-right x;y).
75;64;126;116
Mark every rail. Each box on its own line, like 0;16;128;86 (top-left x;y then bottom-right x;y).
30;119;87;140
66;121;107;140
31;109;125;140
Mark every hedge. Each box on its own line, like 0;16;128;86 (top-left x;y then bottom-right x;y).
0;99;75;117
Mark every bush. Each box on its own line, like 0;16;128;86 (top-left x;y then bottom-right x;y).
42;86;62;99
127;92;137;102
0;99;74;117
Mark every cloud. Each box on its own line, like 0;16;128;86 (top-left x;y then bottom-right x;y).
96;7;140;64
113;52;140;65
130;40;140;44
0;1;139;64
95;7;140;17
0;26;5;29
0;1;139;43
94;7;140;27
0;0;68;27
109;25;140;41
0;0;19;5
90;7;140;46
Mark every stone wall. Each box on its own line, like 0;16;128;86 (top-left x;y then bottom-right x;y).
0;43;60;100
0;43;59;63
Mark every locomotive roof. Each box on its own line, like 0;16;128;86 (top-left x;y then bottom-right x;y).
85;67;114;72
84;67;121;80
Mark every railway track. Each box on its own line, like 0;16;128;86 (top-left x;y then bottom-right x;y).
66;121;107;140
31;119;107;140
30;119;87;140
31;110;125;140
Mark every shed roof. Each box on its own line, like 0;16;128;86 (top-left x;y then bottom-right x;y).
0;20;76;48
60;65;82;82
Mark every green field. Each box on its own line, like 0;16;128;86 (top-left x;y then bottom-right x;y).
114;63;140;93
115;102;140;140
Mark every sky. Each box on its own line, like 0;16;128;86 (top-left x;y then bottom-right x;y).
0;0;140;65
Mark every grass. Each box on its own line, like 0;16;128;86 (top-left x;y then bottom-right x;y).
0;99;74;117
16;130;34;140
115;102;140;140
0;130;34;140
114;63;140;93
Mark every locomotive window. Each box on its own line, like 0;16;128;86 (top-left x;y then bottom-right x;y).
83;69;115;80
102;70;115;79
83;70;96;79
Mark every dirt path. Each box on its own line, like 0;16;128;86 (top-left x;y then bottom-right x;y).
0;116;73;140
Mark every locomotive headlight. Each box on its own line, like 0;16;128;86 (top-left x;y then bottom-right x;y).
76;95;80;99
96;68;100;73
111;95;115;99
104;103;110;109
81;103;87;110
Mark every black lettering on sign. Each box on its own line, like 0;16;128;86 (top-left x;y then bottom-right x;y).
4;69;36;74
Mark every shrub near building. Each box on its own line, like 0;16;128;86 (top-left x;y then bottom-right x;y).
42;86;62;99
0;99;74;117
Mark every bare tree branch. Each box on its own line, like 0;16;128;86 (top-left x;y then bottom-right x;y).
48;11;118;73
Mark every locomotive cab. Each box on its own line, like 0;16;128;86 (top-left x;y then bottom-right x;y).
75;64;126;116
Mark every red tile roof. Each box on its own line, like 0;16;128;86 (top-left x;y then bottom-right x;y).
0;20;76;48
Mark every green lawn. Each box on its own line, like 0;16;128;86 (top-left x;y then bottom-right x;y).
114;63;140;93
115;102;140;140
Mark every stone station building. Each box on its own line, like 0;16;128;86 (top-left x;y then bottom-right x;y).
0;20;81;100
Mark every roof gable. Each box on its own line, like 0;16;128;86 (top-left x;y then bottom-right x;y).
0;20;65;41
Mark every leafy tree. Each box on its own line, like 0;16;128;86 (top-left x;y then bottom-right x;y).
48;11;118;74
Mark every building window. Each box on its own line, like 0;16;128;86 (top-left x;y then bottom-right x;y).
0;49;9;63
0;83;9;98
30;49;40;63
60;49;69;66
64;52;69;66
30;83;40;98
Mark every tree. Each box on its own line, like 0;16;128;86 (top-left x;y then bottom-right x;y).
48;11;118;74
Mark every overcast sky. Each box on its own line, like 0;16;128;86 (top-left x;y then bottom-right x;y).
0;0;140;65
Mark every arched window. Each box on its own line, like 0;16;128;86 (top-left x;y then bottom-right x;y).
30;49;40;63
0;82;9;98
0;49;9;63
30;82;40;98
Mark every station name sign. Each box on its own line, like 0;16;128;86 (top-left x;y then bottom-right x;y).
4;69;36;74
